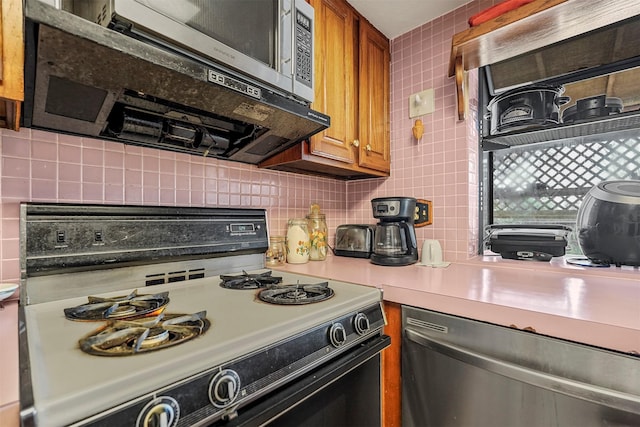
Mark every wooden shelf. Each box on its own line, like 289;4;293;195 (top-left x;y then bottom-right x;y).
449;0;640;120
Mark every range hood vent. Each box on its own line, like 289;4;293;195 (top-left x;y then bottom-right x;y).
22;0;329;165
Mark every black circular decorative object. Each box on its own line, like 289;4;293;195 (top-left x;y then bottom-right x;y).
576;180;640;267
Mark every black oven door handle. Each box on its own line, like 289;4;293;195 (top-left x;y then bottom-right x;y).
220;334;391;426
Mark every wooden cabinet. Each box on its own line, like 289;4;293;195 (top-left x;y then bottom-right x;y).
382;301;402;427
357;18;390;173
259;0;390;179
308;0;357;166
0;0;24;131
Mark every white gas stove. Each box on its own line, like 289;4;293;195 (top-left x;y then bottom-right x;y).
18;204;388;427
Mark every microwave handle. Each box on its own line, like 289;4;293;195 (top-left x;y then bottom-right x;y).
405;327;640;414
279;0;293;75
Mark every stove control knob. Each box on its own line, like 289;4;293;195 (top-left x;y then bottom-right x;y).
137;396;179;427
209;369;241;408
354;312;370;335
329;322;347;347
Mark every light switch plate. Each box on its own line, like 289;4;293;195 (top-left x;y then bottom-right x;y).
409;89;434;118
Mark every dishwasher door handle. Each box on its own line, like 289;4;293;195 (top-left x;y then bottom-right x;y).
405;327;640;414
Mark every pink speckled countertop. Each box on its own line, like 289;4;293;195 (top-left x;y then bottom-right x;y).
273;255;640;354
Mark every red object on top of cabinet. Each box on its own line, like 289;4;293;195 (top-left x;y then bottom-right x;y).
468;0;535;26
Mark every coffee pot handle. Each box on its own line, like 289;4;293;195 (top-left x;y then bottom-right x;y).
400;222;417;249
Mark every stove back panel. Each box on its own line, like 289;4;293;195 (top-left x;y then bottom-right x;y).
20;203;269;302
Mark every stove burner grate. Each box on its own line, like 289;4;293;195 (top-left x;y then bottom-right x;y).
79;311;210;356
63;290;170;321
258;282;334;305
220;270;283;290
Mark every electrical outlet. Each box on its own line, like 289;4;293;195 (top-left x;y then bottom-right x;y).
409;89;434;118
414;199;432;227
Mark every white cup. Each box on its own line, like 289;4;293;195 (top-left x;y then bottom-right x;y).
421;239;443;265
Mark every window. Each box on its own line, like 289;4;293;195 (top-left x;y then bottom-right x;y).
482;130;640;254
479;62;640;256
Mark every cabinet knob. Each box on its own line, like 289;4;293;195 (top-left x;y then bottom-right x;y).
352;139;360;148
366;144;372;152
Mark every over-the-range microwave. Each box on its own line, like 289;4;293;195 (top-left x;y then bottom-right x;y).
42;0;315;103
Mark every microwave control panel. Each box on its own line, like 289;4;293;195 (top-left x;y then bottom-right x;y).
295;10;313;88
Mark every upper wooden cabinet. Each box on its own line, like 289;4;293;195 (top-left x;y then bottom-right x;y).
0;0;24;131
449;0;640;120
308;0;357;166
259;0;390;179
357;18;390;174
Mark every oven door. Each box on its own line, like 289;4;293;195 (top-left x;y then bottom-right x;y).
220;334;390;426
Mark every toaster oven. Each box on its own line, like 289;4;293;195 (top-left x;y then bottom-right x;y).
334;225;375;258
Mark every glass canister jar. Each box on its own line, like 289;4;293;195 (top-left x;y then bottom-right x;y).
286;218;310;264
265;235;286;266
307;213;328;261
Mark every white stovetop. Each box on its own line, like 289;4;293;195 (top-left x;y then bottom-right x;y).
24;271;381;427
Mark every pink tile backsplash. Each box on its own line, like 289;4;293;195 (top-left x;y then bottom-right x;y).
1;0;490;282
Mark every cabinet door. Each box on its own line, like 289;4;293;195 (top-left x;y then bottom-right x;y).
309;0;358;164
358;20;390;173
0;0;24;131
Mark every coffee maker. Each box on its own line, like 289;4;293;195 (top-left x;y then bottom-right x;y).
370;197;418;266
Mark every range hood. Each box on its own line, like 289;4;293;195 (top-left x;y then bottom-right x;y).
22;0;330;164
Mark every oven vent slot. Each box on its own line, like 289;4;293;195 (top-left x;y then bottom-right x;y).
145;274;166;286
406;317;449;334
168;271;187;283
188;268;206;280
145;268;206;286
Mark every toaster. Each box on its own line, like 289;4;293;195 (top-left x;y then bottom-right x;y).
334;224;375;258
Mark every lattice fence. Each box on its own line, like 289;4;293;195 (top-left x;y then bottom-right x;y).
492;135;640;220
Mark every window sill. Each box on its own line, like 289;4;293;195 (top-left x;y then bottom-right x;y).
472;253;640;281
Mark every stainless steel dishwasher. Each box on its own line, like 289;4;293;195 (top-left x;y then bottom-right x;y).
402;305;640;426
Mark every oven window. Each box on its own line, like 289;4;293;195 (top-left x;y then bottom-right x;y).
263;354;381;426
140;0;277;67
